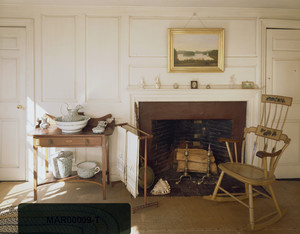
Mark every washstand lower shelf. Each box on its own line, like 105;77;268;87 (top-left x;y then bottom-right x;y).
38;171;104;189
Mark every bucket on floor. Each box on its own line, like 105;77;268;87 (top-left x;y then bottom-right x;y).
50;151;73;179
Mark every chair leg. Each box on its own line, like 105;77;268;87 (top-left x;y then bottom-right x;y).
248;184;255;230
212;170;224;200
245;183;249;197
245;184;287;231
204;170;249;202
268;185;282;216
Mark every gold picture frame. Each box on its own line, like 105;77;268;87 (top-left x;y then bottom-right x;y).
168;28;224;73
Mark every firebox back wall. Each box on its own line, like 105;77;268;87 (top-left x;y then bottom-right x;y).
151;119;233;174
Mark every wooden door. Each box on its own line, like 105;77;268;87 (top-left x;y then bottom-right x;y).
266;29;300;178
0;27;26;180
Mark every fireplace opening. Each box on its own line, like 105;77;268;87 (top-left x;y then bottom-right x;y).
138;101;247;175
151;119;233;173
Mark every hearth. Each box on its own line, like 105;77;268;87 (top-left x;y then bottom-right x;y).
138;102;247;175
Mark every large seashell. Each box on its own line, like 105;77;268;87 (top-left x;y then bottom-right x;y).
150;178;170;195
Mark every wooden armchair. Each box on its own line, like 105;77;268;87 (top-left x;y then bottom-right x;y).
203;94;293;230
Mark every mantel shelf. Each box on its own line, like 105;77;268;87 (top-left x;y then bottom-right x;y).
128;88;262;103
127;87;262;93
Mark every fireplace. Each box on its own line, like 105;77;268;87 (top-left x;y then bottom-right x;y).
138;101;247;175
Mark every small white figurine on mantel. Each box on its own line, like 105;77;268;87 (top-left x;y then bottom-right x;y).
140;77;145;89
229;74;236;89
155;75;161;89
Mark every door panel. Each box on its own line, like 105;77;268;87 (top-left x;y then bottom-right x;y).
266;29;300;178
0;27;26;180
0;119;18;167
0;57;18;101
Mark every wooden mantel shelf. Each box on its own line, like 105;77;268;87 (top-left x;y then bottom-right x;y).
127;87;262;99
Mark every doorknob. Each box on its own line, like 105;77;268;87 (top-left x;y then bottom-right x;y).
17;104;23;109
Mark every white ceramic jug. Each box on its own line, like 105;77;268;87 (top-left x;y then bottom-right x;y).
92;121;108;134
60;103;83;122
40;116;50;129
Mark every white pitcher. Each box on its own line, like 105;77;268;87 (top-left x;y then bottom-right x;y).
60;103;83;122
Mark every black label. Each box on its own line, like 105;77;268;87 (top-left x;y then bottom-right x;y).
18;203;131;234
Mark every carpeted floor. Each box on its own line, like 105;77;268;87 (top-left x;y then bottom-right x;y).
0;206;18;234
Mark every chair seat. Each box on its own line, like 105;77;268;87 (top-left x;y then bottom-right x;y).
218;162;275;186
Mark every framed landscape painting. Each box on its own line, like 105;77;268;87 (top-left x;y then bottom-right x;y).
168;28;224;73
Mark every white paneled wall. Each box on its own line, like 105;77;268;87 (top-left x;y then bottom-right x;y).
86;16;120;102
1;5;300;181
37;13;260;181
129;17;258;88
42;16;77;102
129;17;257;57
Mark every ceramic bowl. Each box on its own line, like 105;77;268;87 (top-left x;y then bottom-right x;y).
77;161;100;179
54;116;90;133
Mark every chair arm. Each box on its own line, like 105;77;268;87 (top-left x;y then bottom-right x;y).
256;150;282;158
218;137;245;143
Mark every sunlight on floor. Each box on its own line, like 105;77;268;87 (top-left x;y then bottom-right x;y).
40;182;68;201
0;182;33;208
43;182;66;191
5;182;32;195
131;225;140;234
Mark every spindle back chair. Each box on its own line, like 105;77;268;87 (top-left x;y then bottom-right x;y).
203;94;292;230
